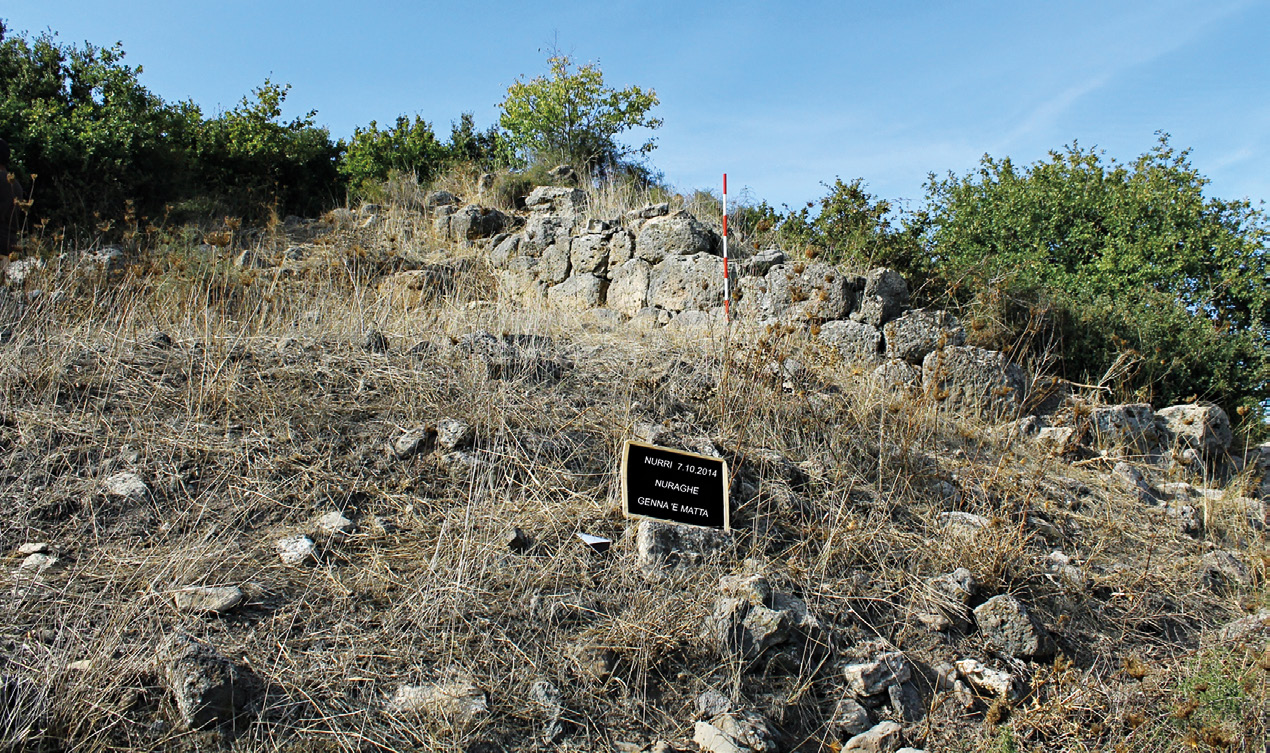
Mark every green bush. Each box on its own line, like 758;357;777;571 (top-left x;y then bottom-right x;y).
922;135;1269;431
0;23;202;228
779;178;925;276
498;54;661;175
339;112;511;202
193;79;341;220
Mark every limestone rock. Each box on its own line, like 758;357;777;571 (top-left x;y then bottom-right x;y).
275;535;316;566
525;186;587;217
547;273;607;310
538;241;572;285
1216;608;1270;644
388;681;488;722
496;257;544;301
103;472;149;499
694;711;780;753
635;211;717;264
607;259;652;316
871;360;921;393
625;202;670;223
1156;404;1233;458
17;552;61;575
819;320;884;367
954;658;1022;701
843;652;912;697
973;594;1055;661
1112;461;1157;504
830;698;872;737
696;689;734;719
883;308;965;364
569;232;611;275
157;633;242;729
173;586;245;614
436;418;475;450
842;720;903;753
635;520;732;576
315;511;354;537
1089;403;1160;455
924;567;976;629
740;248;786;277
750;262;855;321
547;164;579;184
524;214;572;253
938;511;990;537
443;205;511;242
851;268;909;326
393;427;436;459
922;346;1026;419
1200;550;1251;593
423;190;459;210
648;253;724;312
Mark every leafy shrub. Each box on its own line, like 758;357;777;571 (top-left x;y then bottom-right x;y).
779;178;925;276
499;54;661;175
0;23;202;228
923;135;1269;431
193;79;341;220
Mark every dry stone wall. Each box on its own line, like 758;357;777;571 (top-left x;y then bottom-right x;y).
448;184;1244;452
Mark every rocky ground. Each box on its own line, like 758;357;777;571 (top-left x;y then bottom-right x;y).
0;180;1266;752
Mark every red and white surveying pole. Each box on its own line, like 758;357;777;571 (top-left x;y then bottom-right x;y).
722;173;730;323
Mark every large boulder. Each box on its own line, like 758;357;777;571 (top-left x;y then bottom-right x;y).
635;211;718;264
1156;404;1233;458
440;205;510;242
743;262;857;321
1089;404;1161;455
607;259;653;317
819;320;884;368
524;186;587;217
883;308;966;364
923;346;1026;419
495;257;545;302
570;232;611;275
851;268;910;326
648;253;725;312
538;242;572;285
546;274;607;310
523;213;572;253
635;520;732;576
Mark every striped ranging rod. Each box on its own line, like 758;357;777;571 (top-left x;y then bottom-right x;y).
722;174;730;323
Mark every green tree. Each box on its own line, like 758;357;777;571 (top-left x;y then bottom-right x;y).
779;177;925;275
0;22;202;226
498;54;661;173
339;114;448;196
921;135;1269;431
195;79;341;218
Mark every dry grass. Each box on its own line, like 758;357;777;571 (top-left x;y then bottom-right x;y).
0;177;1265;752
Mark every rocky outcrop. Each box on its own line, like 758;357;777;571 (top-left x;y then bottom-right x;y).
923;346;1027;419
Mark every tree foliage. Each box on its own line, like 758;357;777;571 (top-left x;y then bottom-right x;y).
778;178;924;274
195;80;341;218
920;136;1269;429
339;112;510;198
498;54;661;173
0;23;201;225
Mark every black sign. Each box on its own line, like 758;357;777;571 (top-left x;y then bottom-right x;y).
621;440;730;530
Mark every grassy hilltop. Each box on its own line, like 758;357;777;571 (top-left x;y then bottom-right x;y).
0;169;1265;752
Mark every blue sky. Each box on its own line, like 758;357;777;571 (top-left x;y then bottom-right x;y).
9;1;1268;212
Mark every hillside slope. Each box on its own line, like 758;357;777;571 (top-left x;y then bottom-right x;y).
1;181;1266;753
